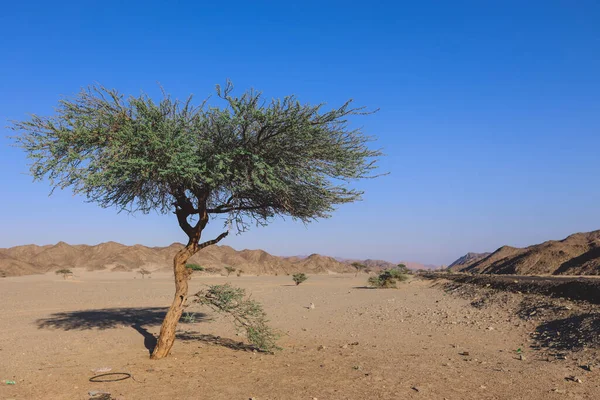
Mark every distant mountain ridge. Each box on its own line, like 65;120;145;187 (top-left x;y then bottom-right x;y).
448;252;491;269
449;230;600;275
0;242;358;277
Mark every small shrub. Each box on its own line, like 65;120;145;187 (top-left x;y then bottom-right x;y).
182;311;198;323
138;268;152;279
192;284;280;352
55;268;73;279
236;269;244;277
368;268;409;288
225;266;236;276
186;263;205;272
293;273;308;285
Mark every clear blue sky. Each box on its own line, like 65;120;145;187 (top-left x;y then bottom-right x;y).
1;1;599;265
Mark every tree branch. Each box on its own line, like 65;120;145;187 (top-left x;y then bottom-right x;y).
175;208;195;238
207;200;275;214
206;195;238;213
197;231;229;250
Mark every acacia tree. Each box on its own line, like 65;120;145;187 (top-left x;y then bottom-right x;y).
396;263;411;274
11;82;382;359
55;268;73;279
351;262;366;277
138;268;152;279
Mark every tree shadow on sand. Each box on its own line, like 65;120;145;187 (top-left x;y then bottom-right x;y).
35;307;249;354
177;331;262;352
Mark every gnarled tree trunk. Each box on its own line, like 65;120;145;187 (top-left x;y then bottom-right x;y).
150;245;194;359
150;232;228;359
150;189;229;360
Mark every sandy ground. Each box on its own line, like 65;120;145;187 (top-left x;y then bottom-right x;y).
1;271;599;399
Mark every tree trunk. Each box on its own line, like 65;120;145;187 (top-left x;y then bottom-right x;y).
150;246;193;359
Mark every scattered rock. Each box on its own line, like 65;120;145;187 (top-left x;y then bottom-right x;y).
565;376;582;383
411;386;420;392
317;345;326;351
88;391;112;399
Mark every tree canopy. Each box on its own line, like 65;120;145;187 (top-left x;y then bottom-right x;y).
12;82;382;238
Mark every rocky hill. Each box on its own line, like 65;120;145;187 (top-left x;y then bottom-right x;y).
0;242;355;277
450;230;600;275
448;252;491;270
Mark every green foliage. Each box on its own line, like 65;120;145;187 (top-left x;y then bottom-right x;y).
186;263;205;271
193;284;279;352
292;273;308;285
396;264;411;274
224;265;236;276
368;268;409;288
182;311;198;323
11;82;383;236
55;268;73;279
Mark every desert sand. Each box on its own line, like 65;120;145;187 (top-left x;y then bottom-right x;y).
1;271;599;399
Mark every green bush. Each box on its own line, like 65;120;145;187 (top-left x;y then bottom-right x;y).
368;268;409;288
192;284;280;352
292;273;308;285
186;263;205;272
396;264;412;274
182;311;198;323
